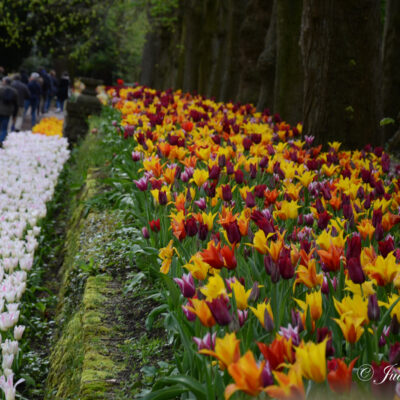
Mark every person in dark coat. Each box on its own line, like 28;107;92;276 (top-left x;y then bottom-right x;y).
0;77;18;146
56;72;70;112
39;67;52;113
11;74;31;131
27;73;42;127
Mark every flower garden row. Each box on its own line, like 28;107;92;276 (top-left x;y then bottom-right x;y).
0;122;68;400
104;85;400;399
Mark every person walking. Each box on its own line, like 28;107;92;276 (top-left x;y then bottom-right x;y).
49;70;58;110
11;74;31;132
0;77;18;146
56;72;70;112
27;73;41;127
39;67;51;113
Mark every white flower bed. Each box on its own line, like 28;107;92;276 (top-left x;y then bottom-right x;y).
0;132;69;399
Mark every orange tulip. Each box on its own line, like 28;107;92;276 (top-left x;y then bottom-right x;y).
225;351;265;399
317;245;344;272
258;336;294;370
200;241;224;269
264;364;305;400
185;298;215;328
327;357;358;394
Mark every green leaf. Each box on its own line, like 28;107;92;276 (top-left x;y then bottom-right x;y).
141;385;188;400
380;117;395;126
146;304;168;330
156;376;207;400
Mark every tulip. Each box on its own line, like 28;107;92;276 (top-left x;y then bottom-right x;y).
371;361;396;399
316;327;335;357
174;273;196;298
257;337;294;371
221;184;233;202
237;309;248;327
149;219;160;232
327;357;358;394
200;241;224;269
367;294;380;322
208;165;220;180
378;235;395;257
225;351;266;399
317;210;331;230
13;326;25;341
193;332;216;351
347;257;365;284
278;248;294;279
0;374;24;400
264;255;281;283
184;299;215;327
207;297;232;326
131;151;141;161
295;339;327;382
234;169;244;184
389;342;400;365
133;176;148;191
221;245;237;269
264;365;305;400
185;217;198;237
199;332;240;369
250;302;274;331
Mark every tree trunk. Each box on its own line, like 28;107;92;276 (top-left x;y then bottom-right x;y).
382;0;400;142
236;0;273;105
140;29;161;87
219;0;244;102
274;0;303;124
182;0;203;93
301;0;382;149
256;0;277;112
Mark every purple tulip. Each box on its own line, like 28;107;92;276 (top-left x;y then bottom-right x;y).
206;297;232;326
193;332;216;351
174;273;196;298
133;176;148;191
347;257;365;284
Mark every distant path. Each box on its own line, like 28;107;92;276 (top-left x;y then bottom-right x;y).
22;105;64;131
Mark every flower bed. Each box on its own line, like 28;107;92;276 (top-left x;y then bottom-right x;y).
0;132;69;399
104;86;400;399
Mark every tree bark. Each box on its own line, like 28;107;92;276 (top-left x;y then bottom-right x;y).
256;0;277;112
301;0;382;149
219;0;244;102
237;0;273;105
182;0;203;93
382;0;400;142
274;0;303;124
140;29;161;87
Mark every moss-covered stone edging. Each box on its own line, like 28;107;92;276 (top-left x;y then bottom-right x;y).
45;168;125;399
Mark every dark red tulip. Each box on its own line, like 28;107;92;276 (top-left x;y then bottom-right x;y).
378;235;395;257
149;219;161;232
278;248;294;279
346;234;361;260
347;257;365;284
234;169;244;184
207;297;232;326
185;217;198;237
317;211;331;230
225;221;241;244
389;343;400;365
245;192;256;208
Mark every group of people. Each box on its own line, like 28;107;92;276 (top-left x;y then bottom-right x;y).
0;66;70;146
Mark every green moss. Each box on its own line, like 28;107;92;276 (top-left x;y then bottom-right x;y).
45;311;83;399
